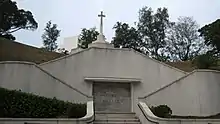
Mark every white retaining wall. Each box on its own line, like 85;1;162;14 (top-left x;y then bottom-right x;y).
140;70;220;116
0;61;92;103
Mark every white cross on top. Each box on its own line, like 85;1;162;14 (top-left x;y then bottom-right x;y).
98;11;106;35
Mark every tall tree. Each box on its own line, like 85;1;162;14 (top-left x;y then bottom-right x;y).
112;22;143;52
137;6;170;61
42;21;60;52
199;19;220;55
166;17;204;61
0;0;38;40
78;28;99;49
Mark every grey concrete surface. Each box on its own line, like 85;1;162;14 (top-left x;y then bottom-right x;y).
140;70;220;116
0;61;92;103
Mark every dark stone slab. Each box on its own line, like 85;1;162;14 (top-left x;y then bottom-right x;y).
93;82;131;112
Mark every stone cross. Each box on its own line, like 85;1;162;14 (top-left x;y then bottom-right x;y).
98;11;106;35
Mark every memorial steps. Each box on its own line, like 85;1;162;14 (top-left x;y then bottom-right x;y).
93;112;141;124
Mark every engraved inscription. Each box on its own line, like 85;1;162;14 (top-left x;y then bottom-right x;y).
93;82;131;112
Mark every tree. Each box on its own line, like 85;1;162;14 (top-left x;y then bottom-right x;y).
166;17;205;61
111;22;143;52
138;6;170;61
199;19;220;55
42;21;60;52
78;28;99;49
192;52;218;69
0;0;38;40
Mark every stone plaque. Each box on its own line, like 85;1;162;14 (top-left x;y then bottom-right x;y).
93;82;131;112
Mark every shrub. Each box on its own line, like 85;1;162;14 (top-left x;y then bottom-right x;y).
192;52;218;69
0;87;86;118
150;105;172;118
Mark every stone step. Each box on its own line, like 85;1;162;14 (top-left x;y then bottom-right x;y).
93;122;141;124
95;112;137;118
95;112;136;114
95;116;138;119
95;118;140;122
94;112;141;124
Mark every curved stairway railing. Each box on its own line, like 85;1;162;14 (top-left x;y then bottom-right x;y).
137;101;220;124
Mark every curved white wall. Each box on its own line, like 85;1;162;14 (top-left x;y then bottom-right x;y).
0;62;90;103
144;70;220;116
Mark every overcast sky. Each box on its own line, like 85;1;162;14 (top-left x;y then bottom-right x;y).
13;0;220;47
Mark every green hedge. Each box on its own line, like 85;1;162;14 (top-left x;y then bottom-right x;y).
0;87;86;118
192;52;218;69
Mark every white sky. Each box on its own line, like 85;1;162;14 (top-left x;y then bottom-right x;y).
13;0;220;47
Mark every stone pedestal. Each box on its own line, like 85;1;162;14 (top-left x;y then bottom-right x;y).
88;34;114;48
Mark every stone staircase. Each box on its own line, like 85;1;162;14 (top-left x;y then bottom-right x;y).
93;112;141;124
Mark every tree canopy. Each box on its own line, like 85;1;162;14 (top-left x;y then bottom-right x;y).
42;21;60;52
166;17;204;61
78;28;99;49
137;7;170;61
0;0;38;40
111;7;209;62
112;22;143;52
199;19;220;54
